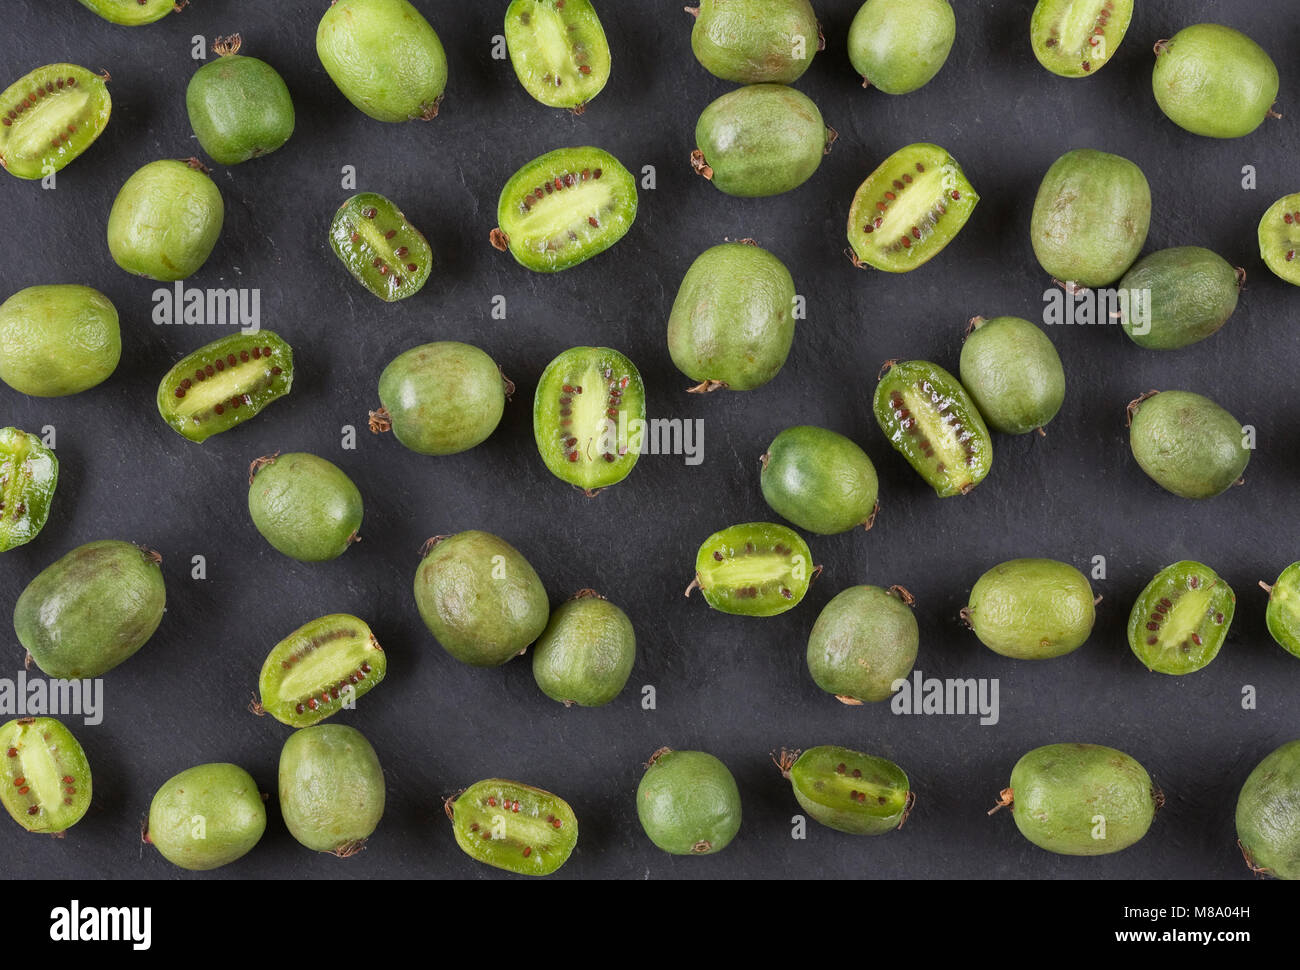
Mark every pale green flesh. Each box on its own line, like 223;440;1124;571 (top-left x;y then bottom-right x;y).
1158;586;1215;646
869;165;952;254
8;722;62;811
550;359;618;489
801;774;905;816
898;383;971;482
171;368;275;427
1053;2;1108;61
704;553;799;590
274;637;374;701
6;90;90;160
513;180;617;252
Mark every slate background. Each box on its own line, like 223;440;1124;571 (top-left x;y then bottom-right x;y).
0;0;1296;881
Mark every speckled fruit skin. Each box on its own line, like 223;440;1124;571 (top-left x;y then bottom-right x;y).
637;748;741;855
1127;390;1249;500
531;591;636;707
964;558;1095;660
146;763;266;871
248;452;363;563
0;717;91;834
0;285;120;397
848;0;955;94
1153;24;1278;139
186;37;295;165
689;0;821;84
0;428;58;553
374;342;507;455
279;725;385;855
806;585;918;703
1118;247;1241;350
1236;739;1300;880
959;316;1065;435
107;159;224;281
760;426;878;534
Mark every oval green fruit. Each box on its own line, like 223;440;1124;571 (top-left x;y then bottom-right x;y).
1257;193;1300;286
1127;561;1234;675
1262;563;1300;660
689;0;821;84
279;725;385;855
996;743;1159;856
531;590;635;707
690;522;814;617
0;64;111;179
15;540;166;679
806;585;917;704
0;284;120;397
146;763;266;871
257;614;386;727
1127;389;1248;500
693;84;831;198
760;426;878;534
1117;247;1242;350
448;779;578;876
667;242;796;392
373;342;507;456
414;531;550;667
873;359;992;497
1153;24;1279;139
186;36;294;165
248;452;363;563
317;0;448;122
779;745;911;834
959;316;1065;435
506;0;610;108
1030;148;1150;288
1030;0;1132;78
157;332;294;443
77;0;179;25
1236;739;1300;880
848;0;955;94
0;717;91;834
637;748;741;855
0;428;58;553
107;159;224;281
964;558;1095;660
330;192;433;302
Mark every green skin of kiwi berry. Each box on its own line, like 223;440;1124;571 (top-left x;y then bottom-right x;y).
1118;247;1241;350
1153;24;1279;139
760;426;878;534
248;453;363;563
1004;743;1157;856
0;717;91;834
1128;390;1249;500
959;316;1065;435
668;242;796;391
77;0;177;25
806;586;918;703
1236;739;1300;880
848;0;955;94
0;285;120;397
279;725;385;854
376;342;507;456
786;745;910;835
965;558;1095;660
1264;563;1300;660
689;0;821;84
0;428;58;552
531;592;636;707
147;763;266;871
107;160;224;281
637;749;741;855
1030;148;1150;288
694;84;831;198
186;44;295;165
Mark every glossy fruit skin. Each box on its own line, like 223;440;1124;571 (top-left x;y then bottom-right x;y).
1263;563;1300;660
847;143;978;273
375;342;506;456
966;559;1095;660
15;540;166;679
1128;390;1248;500
848;0;955;94
761;426;878;535
785;746;910;834
1030;0;1133;78
531;591;635;707
693;84;830;197
0;717;91;834
1127;561;1234;675
959;316;1065;435
448;779;578;876
257;614;386;727
248;453;363;563
806;586;917;703
506;0;610;108
1236;740;1300;880
873;359;992;497
1153;24;1278;139
279;725;385;854
413;531;549;667
494;146;638;272
1030;148;1150;288
186;42;294;165
667;242;796;391
637;749;741;855
330;193;432;302
147;763;266;871
77;0;178;25
1006;743;1157;856
690;0;820;84
0;65;111;179
107;160;224;281
156;332;294;443
533;346;645;493
1257;194;1300;286
0;429;57;553
0;285;120;397
316;0;447;122
692;522;814;617
1118;247;1240;350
